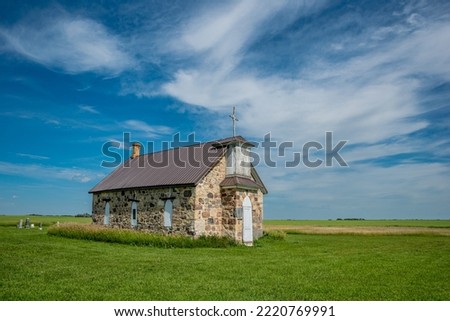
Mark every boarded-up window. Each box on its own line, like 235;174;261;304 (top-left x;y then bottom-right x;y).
226;145;251;177
164;199;173;227
104;202;110;225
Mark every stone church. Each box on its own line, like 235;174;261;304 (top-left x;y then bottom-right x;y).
89;136;267;245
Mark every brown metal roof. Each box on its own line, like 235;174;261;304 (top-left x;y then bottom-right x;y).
89;136;267;194
220;176;262;191
211;135;255;147
89;140;226;193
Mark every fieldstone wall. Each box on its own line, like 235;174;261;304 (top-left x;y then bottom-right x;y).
249;189;264;239
194;156;226;236
92;186;196;235
221;188;264;241
220;188;241;240
194;154;264;242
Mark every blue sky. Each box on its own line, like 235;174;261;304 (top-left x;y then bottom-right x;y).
1;0;449;219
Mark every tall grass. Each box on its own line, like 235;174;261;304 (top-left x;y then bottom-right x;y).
47;223;237;248
261;230;287;240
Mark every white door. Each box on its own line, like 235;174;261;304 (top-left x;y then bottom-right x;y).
242;196;253;245
131;201;138;228
104;202;110;225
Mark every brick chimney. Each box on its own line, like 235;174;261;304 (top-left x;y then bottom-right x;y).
131;142;141;159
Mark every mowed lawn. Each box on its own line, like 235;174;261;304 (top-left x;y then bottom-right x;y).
0;216;449;301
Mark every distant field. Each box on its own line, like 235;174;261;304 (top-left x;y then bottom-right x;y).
0;215;449;301
0;215;91;227
265;219;450;227
264;219;450;236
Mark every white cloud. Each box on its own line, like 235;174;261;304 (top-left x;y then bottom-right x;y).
163;68;428;145
156;1;450;219
178;1;283;65
17;153;50;160
121;120;173;138
0;161;101;183
0;12;133;75
2;1;448;218
79;105;100;114
167;1;330;77
162;16;450;148
258;161;450;218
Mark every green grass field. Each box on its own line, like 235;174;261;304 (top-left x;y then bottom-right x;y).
0;216;449;300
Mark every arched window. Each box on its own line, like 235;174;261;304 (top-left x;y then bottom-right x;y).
164;199;173;227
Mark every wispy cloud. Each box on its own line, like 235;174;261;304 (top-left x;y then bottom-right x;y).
1;110;63;127
17;153;50;160
163;1;330;98
1;1;448;218
153;0;450;219
79;105;100;114
259;161;450;218
0;9;133;75
2;109;114;132
121;119;173;138
0;161;102;183
175;1;328;63
161;1;449;151
177;1;281;67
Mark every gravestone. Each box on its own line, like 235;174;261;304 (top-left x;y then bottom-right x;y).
39;222;43;230
17;219;23;229
25;218;30;229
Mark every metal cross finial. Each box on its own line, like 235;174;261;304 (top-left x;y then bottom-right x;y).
229;106;239;137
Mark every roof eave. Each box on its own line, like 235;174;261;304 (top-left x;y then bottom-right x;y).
89;182;197;194
250;167;268;194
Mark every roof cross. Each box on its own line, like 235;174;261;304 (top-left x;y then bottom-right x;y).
229;106;239;137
